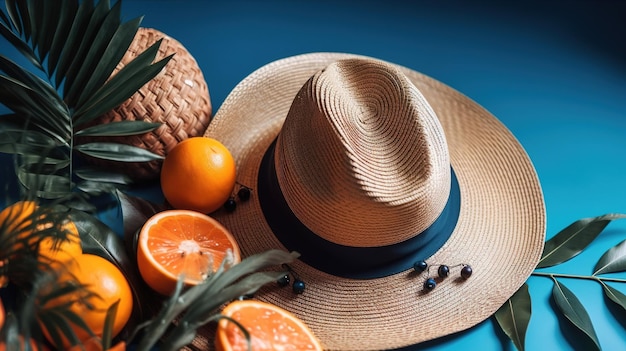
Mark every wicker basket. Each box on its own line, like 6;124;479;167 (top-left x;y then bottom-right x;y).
84;27;212;181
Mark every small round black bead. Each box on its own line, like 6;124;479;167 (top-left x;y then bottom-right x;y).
223;197;237;212
277;274;290;287
438;265;450;278
424;278;436;291
413;260;428;272
237;187;251;201
292;279;306;294
461;265;473;279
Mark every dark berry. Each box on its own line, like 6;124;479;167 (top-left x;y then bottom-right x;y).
413;260;428;272
223;197;237;212
438;265;450;278
461;265;473;279
277;274;290;287
292;279;306;294
237;187;251;201
424;278;436;291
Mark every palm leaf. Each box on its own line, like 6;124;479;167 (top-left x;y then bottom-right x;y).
0;0;172;204
54;0;95;87
134;250;298;351
0;54;64;103
75;16;143;107
73;43;172;126
75;168;133;185
0;19;41;69
75;142;164;162
0;75;71;141
30;1;60;58
62;0;112;101
64;0;122;106
2;0;20;33
75;120;161;137
47;0;78;75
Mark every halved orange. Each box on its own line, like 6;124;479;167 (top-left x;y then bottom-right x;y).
137;210;241;296
216;300;323;351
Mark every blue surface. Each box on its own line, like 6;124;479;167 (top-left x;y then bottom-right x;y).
2;1;626;350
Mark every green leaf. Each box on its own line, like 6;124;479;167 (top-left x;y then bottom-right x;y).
36;0;59;60
600;281;626;313
0;75;71;140
19;154;71;175
3;0;21;33
65;0;122;106
47;0;79;74
75;142;164;162
62;0;111;102
0;20;41;69
76;180;123;196
0;127;66;156
115;190;167;259
102;299;120;350
537;213;626;268
75;15;143;108
55;0;94;88
0;8;13;29
26;0;43;52
551;277;601;351
16;0;31;39
594;239;626;275
135;250;297;351
73;48;173;127
70;37;164;119
0;54;65;103
494;283;531;351
161;270;282;351
75;168;133;184
75;120;161;137
17;167;73;199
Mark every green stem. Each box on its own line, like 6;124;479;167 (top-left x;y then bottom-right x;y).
532;271;626;283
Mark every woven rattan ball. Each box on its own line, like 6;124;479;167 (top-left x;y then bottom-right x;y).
85;27;212;181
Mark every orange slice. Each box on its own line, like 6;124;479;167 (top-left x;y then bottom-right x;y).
137;210;241;295
216;300;323;351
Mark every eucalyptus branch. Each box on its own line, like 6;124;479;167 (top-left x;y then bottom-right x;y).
532;271;626;284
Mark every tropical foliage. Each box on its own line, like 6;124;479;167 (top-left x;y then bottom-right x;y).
495;214;626;351
0;0;169;211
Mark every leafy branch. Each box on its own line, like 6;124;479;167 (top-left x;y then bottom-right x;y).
494;213;626;351
0;0;171;209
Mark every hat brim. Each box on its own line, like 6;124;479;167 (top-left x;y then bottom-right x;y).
203;52;545;350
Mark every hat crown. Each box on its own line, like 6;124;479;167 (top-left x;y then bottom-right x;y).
274;59;451;247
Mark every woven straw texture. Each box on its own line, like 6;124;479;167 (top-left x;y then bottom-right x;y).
86;27;212;181
198;53;546;351
276;59;450;247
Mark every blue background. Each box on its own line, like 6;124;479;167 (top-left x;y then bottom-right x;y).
2;1;626;350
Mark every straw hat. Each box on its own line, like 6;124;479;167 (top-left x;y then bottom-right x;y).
203;53;545;350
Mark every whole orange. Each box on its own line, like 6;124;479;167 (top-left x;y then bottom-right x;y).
37;220;82;263
0;201;82;263
160;137;236;214
0;297;4;331
0;201;37;235
42;254;133;348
